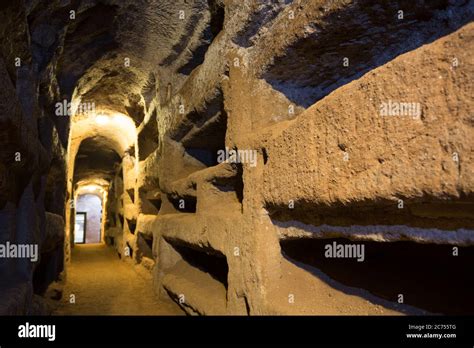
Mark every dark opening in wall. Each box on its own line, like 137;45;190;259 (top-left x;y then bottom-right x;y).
126;241;133;258
262;148;268;165
168;195;197;213
280;237;474;315
105;236;114;246
173;93;227;170
182;109;227;168
126;188;135;204
235;163;244;203
261;1;471;107
125;95;145;126
139;188;162;214
138;112;159;161
208;0;225;37
267;199;474;230
167;239;228;289
148;197;162;212
118;213;124;227
129;147;136;158
184;148;219;167
212;163;244;205
126;218;137;234
137;232;153;261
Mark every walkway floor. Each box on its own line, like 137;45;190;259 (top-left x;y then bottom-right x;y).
53;244;183;315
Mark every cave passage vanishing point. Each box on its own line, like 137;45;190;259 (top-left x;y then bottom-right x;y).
0;0;473;316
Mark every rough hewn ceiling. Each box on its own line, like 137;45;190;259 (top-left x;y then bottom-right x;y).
15;0;225;185
26;0;222;125
73;136;121;183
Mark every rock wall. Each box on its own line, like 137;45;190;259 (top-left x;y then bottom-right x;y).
1;0;472;316
0;0;67;314
101;1;473;315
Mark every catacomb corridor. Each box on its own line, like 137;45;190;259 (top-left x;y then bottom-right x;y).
0;0;473;318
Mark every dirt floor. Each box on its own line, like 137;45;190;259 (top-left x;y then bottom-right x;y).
52;244;183;315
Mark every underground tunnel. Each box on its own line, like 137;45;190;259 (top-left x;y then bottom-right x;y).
0;0;473;328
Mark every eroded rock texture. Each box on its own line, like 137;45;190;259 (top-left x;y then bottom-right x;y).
0;0;473;315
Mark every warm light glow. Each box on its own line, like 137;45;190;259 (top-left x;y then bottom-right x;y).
95;115;109;125
112;114;135;128
79;184;102;193
69;110;136;156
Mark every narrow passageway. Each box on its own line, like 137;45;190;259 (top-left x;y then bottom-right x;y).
53;245;182;315
1;0;473;319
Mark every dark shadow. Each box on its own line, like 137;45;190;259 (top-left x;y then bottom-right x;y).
168;194;197;213
281;237;474;314
167;239;229;289
262;1;474;107
267;194;474;230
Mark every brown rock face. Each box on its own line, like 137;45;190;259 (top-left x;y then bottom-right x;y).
0;0;473;316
